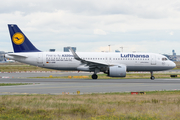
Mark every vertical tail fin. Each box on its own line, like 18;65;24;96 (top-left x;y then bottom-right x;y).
8;24;41;53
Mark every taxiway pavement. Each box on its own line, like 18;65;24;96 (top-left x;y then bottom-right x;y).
0;78;180;95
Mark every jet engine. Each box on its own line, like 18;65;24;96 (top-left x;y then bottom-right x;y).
108;64;126;77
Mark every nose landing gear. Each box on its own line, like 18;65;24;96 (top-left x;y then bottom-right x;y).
150;71;155;80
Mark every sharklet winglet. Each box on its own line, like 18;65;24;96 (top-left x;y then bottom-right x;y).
68;46;81;60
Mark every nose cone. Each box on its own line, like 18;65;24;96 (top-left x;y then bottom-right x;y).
170;61;176;69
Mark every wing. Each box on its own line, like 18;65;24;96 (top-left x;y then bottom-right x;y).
68;47;109;71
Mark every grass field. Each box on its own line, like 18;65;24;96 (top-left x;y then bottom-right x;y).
0;63;55;72
0;91;180;119
0;83;33;86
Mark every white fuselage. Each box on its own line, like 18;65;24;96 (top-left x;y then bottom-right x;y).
5;52;176;72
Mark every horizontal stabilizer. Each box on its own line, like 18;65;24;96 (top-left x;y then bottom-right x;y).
7;53;28;58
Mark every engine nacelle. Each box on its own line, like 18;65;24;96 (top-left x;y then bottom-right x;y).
108;64;126;77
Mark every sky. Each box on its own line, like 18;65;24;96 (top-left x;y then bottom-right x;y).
0;0;180;54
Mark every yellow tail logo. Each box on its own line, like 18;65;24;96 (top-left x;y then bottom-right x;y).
12;32;24;45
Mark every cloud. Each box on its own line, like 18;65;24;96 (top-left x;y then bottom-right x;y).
169;31;174;35
0;0;178;18
94;29;107;35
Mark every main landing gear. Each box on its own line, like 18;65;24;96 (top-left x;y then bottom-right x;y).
150;71;155;80
92;74;98;79
91;68;99;79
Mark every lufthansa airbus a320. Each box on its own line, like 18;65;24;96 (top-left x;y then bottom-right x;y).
5;24;176;80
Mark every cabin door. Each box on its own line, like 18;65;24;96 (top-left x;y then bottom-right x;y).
151;55;156;65
38;53;43;64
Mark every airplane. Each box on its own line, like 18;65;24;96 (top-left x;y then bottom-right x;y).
5;24;176;80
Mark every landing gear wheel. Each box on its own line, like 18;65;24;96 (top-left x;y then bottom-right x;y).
150;76;155;80
150;71;155;80
92;74;98;79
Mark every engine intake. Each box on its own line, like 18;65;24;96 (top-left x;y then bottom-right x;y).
108;64;126;77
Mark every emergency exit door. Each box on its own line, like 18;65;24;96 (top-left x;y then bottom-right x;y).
151;55;156;65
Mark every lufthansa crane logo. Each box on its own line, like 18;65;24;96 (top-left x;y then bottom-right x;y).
12;32;25;45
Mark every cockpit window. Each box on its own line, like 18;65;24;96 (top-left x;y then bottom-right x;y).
162;58;168;61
